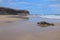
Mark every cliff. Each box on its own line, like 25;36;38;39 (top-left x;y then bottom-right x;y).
0;7;29;15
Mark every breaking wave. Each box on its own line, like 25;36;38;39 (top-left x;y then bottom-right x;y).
40;15;60;19
20;14;60;19
27;14;60;19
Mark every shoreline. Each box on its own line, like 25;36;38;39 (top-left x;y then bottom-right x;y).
0;15;60;40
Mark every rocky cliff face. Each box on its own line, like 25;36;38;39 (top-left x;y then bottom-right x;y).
17;10;29;16
0;7;29;15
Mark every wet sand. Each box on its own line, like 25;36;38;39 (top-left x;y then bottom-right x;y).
0;15;60;40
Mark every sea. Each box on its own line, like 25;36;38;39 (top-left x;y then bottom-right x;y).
28;14;60;19
21;14;60;23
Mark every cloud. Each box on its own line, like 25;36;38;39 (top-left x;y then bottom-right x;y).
10;2;32;5
18;2;31;4
48;4;60;8
0;0;3;2
44;0;57;1
0;0;12;3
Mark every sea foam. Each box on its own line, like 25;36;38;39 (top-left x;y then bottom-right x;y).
20;14;60;19
40;15;60;19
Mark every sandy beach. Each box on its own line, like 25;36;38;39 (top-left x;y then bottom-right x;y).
0;15;60;40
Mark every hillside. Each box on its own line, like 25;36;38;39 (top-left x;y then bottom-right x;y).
0;7;29;15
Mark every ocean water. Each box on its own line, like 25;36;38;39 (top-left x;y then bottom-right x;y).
40;15;60;19
28;14;60;19
23;14;60;23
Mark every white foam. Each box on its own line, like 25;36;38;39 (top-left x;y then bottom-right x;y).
40;15;60;19
19;15;60;19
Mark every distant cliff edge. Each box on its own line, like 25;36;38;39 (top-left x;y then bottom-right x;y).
0;7;29;15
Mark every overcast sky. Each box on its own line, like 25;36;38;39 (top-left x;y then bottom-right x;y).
0;0;60;14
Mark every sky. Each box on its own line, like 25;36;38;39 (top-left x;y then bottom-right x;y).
0;0;60;14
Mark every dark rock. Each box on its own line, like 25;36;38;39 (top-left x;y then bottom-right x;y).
0;7;29;15
37;21;54;27
17;10;29;16
0;7;17;15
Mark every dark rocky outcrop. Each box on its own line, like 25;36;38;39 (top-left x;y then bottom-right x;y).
0;7;29;15
37;21;54;27
16;10;29;16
